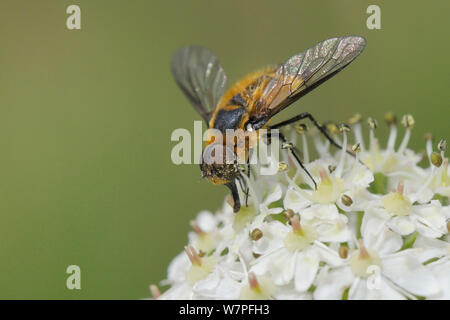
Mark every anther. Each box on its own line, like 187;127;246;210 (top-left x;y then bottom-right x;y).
339;245;349;259
295;124;308;134
251;228;263;241
384;112;397;125
438;139;447;152
431;152;443;167
401;114;415;129
425;133;433;141
339;123;351;132
367;117;377;130
352;143;361;153
283;209;295;220
341;194;353;207
348;113;362;125
290;215;302;233
326;123;340;135
328;165;336;174
282;142;294;150
278;162;289;171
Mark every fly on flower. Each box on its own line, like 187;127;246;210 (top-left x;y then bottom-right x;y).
171;36;366;213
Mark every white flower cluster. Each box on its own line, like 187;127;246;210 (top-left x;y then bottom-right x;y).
153;114;450;300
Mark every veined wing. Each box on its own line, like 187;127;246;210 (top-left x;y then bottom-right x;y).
171;46;227;123
250;36;366;127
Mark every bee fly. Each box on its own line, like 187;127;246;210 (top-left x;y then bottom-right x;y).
171;36;366;212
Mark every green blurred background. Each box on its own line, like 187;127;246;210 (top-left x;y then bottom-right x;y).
0;0;448;299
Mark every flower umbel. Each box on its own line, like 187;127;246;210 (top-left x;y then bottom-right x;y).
155;113;449;300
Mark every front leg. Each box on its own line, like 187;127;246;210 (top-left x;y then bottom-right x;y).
265;129;317;190
269;112;355;158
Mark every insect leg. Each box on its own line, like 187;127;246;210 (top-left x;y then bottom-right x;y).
267;130;317;190
244;149;253;207
269;112;355;158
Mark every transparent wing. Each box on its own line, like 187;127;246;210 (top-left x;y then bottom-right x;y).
171;46;227;123
251;36;366;123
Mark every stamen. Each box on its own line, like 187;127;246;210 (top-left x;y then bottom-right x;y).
438;139;447;152
278;162;289;171
290;215;302;234
327;123;342;146
319;169;328;181
335;124;349;178
351;143;361;165
385;112;397;150
358;239;369;259
328;165;336;174
396;181;404;195
150;284;161;299
398;114;414;154
248;272;260;291
425;133;433;166
341;194;353;207
190;221;204;235
312;128;330;156
295;124;310;164
431;152;443;168
438;139;447;161
184;245;202;266
367;118;379;168
251;228;263;241
339;245;349;259
348;114;365;152
283;209;295;220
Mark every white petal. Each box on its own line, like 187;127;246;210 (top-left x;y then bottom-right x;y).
196;210;217;232
166;251;190;283
387;216;415;236
413;200;447;237
275;288;312;300
344;162;374;189
301;204;339;221
262;183;283;206
382;250;440;297
316;215;352;243
413;235;449;263
427;259;450;299
252;221;288;255
270;250;297;285
193;270;242;300
284;187;311;213
313;241;345;267
159;283;193;300
294;249;320;292
313;267;354;300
